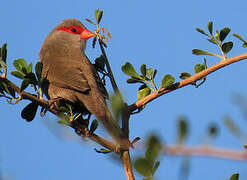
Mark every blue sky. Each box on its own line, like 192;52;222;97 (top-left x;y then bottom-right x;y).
0;0;247;179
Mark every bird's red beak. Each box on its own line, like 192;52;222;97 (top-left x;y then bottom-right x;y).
81;29;95;39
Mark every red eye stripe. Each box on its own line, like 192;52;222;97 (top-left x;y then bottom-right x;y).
57;25;85;34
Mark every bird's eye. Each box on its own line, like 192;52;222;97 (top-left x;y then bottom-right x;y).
71;28;77;33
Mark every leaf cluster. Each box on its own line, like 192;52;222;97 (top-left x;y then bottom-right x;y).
121;62;175;103
85;9;111;48
193;21;233;59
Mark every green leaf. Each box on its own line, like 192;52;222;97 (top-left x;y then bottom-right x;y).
145;135;162;163
25;72;38;85
126;77;143;84
161;74;175;89
196;28;208;36
85;18;96;25
207;38;218;45
244;145;247;149
140;64;146;78
224;116;243;138
134;158;153;177
177;117;188;144
1;81;15;98
89;119;98;133
229;173;239;180
138;84;151;100
208;21;213;35
95;9;103;24
219;27;230;42
121;62;141;78
153;69;157;79
20;78;30;91
21;102;38;122
11;70;25;79
192;49;216;56
35;62;43;81
242;43;247;48
194;64;206;74
58;113;71;126
94;148;112;154
146;68;154;80
152;161;160;175
233;33;247;43
179;72;191;80
222;41;233;54
13;58;28;72
1;43;7;63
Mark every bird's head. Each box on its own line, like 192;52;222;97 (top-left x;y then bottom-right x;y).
40;19;95;58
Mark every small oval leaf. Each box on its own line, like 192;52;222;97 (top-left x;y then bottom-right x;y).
194;64;206;74
35;62;43;81
126;78;143;84
85;18;96;25
121;62;141;78
233;33;246;43
90;119;98;133
138;85;151;100
161;74;175;89
21;102;38;122
179;72;191;80
20;78;30;91
207;38;218;45
222;41;233;54
134;158;153;177
140;64;146;78
219;27;230;42
1;43;7;63
192;49;215;56
208;21;213;35
229;173;239;180
146;68;154;80
11;70;25;79
13;58;28;72
196;28;208;36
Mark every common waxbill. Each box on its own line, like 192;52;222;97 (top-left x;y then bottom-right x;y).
40;19;122;141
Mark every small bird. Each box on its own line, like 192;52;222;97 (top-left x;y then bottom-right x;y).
40;19;122;141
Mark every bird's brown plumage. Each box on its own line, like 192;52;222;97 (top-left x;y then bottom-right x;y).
40;19;122;141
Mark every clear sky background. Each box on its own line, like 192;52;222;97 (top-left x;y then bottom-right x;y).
0;0;247;179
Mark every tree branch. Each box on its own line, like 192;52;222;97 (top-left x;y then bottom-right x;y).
162;145;247;161
128;53;247;112
122;150;135;180
0;76;118;152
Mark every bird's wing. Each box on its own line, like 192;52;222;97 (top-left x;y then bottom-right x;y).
43;56;91;93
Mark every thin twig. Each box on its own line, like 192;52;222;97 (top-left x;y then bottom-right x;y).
88;133;117;152
98;39;120;93
162;145;247;161
128;53;247;112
